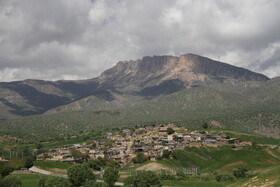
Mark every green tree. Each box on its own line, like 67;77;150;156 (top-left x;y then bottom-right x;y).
87;159;101;170
124;171;161;187
67;163;95;186
0;165;14;177
35;143;42;150
103;167;119;187
166;128;174;135
1;175;22;187
24;157;34;168
132;153;148;164
38;175;70;187
232;166;249;178
82;181;108;187
202;122;208;129
70;150;88;161
81;180;97;187
161;150;171;159
8;157;24;170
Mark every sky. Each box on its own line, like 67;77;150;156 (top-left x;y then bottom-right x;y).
0;0;280;82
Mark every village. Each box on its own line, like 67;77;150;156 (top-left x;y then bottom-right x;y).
35;124;259;166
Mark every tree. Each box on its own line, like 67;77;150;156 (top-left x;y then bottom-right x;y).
132;153;148;164
38;176;70;187
161;150;171;159
70;150;88;161
124;171;161;187
202;122;208;129
1;175;22;187
0;165;14;177
35;143;42;150
24;157;34;168
166;128;174;135
103;167;119;187
215;173;235;182
67;163;95;186
87;159;101;170
232;166;249;178
81;180;106;187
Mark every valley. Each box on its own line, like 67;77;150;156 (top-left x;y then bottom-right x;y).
0;54;280;186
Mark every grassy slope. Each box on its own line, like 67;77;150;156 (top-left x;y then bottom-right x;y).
34;161;71;170
0;87;260;141
15;174;41;187
207;129;280;144
162;180;226;187
229;166;280;187
158;146;280;173
0;78;280;142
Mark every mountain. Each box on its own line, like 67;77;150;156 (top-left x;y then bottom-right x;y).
0;53;269;119
1;53;279;141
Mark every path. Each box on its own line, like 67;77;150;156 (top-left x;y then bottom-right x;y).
29;166;67;178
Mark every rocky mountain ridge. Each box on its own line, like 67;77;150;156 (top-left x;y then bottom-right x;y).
0;53;271;119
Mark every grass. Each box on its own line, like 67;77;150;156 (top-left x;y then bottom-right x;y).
162;180;226;187
34;161;71;170
220;130;280;145
158;146;280;173
41;138;85;149
1;81;280;143
14;174;41;187
229;165;280;187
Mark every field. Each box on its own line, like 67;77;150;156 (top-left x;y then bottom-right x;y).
41;138;86;149
162;180;226;187
34;161;71;170
158;146;280;173
14;174;41;187
206;129;280;145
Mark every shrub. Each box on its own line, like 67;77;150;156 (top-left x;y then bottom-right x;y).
67;163;95;186
1;175;22;187
132;153;148;164
87;159;101;170
161;150;171;159
215;173;235;182
232;166;249;178
38;175;70;187
24;157;34;168
103;167;119;187
124;171;162;187
158;170;176;180
0;165;14;177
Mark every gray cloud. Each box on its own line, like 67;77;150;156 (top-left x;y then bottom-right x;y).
0;0;280;82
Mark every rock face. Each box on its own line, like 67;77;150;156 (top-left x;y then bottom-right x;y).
99;53;269;88
0;53;270;118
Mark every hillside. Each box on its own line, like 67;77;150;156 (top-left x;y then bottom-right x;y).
0;54;280;142
0;53;269;119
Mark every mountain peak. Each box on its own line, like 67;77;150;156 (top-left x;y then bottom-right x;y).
99;53;269;88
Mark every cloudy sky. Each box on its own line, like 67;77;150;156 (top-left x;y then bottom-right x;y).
1;0;280;82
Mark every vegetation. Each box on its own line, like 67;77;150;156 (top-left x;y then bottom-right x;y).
67;163;96;187
158;146;280;173
161;150;171;159
70;150;88;161
15;174;41;187
132;153;149;164
124;171;162;187
103;167;119;187
0;175;22;187
38;175;70;187
166;128;174;135
202;122;208;129
34;161;71;170
1;78;280;144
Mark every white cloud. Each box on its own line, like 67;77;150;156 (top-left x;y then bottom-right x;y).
0;0;280;81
